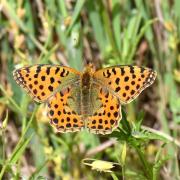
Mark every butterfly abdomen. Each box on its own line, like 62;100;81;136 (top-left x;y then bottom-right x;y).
80;71;93;116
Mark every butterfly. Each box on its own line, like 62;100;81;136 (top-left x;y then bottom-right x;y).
13;64;157;135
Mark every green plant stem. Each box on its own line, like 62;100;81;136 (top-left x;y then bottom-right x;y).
29;159;50;180
0;85;22;114
142;126;180;147
122;165;125;180
0;109;36;179
2;0;47;53
100;1;120;58
133;143;152;179
16;107;37;149
66;0;86;35
0;163;7;180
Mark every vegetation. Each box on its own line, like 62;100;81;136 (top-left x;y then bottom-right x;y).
0;0;180;179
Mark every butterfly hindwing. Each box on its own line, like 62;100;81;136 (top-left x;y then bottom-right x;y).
13;64;81;102
48;86;84;132
87;85;121;134
93;65;157;104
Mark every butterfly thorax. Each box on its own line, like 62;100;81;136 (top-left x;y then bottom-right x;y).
81;71;91;89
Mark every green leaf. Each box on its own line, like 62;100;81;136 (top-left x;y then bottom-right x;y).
66;0;86;35
86;1;108;55
9;133;34;164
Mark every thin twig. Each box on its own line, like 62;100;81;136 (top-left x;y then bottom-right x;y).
56;51;69;66
86;125;180;157
154;0;164;23
85;139;117;157
142;125;180;147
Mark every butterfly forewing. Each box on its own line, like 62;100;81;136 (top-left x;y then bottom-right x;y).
93;65;157;104
13;65;80;102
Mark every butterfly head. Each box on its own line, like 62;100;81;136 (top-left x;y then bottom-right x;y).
84;62;96;75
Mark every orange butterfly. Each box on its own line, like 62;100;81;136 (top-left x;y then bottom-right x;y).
13;64;156;135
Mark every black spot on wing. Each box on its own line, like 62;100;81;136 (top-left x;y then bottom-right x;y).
136;84;140;89
110;119;115;125
132;74;136;79
41;76;46;81
114;112;118;118
34;74;38;78
107;112;111;117
50;77;55;83
55;67;60;74
73;118;78;123
120;68;125;75
140;67;145;73
39;85;43;89
33;89;37;94
130;66;134;73
48;85;54;92
46;67;51;75
124;76;129;82
25;67;30;73
53;118;58;124
36;66;41;73
60;68;66;77
131;90;135;95
98;125;103;129
110;106;114;110
112;68;116;75
125;86;129;90
54;104;58;108
92;120;96;124
106;70;111;78
66;123;71;127
49;110;54;116
115;78;120;85
115;87;121;92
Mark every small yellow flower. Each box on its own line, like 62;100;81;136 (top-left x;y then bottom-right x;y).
120;142;126;166
174;69;180;83
82;158;120;173
146;144;157;156
17;8;25;18
164;21;175;32
44;146;53;155
36;104;49;123
64;16;72;27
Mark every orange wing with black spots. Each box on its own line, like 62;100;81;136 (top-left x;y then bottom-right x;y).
87;86;121;135
93;65;157;104
13;64;80;102
13;63;157;135
48;86;84;132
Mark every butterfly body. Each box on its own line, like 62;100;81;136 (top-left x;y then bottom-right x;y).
80;67;94;116
13;64;156;134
